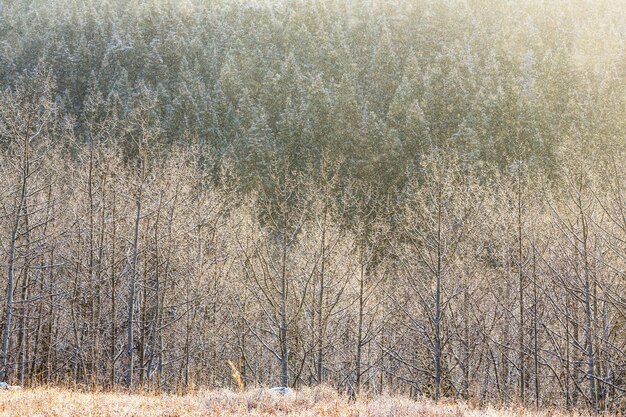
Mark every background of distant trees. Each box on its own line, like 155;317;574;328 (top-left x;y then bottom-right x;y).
0;0;624;412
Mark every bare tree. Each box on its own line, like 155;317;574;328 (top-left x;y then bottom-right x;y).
0;71;57;383
398;154;482;401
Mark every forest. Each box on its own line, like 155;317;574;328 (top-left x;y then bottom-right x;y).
0;0;624;413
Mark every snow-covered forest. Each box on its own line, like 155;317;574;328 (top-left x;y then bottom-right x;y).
0;0;624;412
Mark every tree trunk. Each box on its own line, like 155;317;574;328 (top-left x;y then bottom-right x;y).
126;174;143;388
580;203;597;411
354;245;366;398
279;222;289;388
434;195;443;402
517;172;525;404
2;137;30;382
316;208;326;384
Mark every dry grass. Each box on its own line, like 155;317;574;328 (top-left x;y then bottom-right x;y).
0;386;602;417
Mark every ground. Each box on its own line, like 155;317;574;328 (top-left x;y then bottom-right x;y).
0;387;598;416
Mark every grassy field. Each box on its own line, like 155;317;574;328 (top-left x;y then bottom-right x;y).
0;386;603;417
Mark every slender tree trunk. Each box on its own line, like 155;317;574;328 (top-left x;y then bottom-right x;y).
434;194;443;402
183;279;192;391
139;250;148;387
17;198;32;386
532;245;540;408
110;189;117;387
579;200;597;411
354;247;366;397
1;136;30;382
17;268;31;386
156;191;176;390
30;184;54;383
17;270;30;386
87;145;95;383
146;196;163;387
279;220;289;388
93;188;105;387
126;172;143;388
517;172;525;404
565;292;572;409
44;249;55;382
462;284;470;399
316;208;326;384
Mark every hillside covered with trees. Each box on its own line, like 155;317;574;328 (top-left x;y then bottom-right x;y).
0;0;624;413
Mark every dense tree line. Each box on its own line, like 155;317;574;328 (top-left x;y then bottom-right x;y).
1;0;623;185
0;0;624;413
